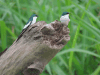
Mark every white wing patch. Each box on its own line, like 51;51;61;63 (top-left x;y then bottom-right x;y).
23;21;31;29
23;16;37;29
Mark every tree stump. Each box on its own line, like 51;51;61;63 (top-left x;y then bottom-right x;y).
0;20;70;75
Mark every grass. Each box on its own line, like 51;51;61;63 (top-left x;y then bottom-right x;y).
0;21;6;51
0;0;100;75
69;0;91;73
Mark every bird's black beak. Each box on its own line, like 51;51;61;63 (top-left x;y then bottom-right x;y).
36;15;39;17
67;12;70;14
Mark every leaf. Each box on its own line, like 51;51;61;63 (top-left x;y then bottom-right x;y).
0;21;7;51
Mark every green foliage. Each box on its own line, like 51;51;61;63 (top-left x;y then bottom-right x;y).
0;21;6;51
0;0;100;75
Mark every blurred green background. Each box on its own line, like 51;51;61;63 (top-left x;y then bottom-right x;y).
0;0;100;75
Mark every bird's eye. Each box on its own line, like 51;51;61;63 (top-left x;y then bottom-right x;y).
36;15;38;17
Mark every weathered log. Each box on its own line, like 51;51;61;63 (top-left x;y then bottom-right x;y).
0;20;70;75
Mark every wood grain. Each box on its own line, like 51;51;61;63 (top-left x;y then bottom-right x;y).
0;20;70;75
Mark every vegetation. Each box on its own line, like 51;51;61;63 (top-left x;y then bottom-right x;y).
0;0;100;75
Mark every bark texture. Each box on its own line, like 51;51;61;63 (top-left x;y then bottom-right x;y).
0;20;70;75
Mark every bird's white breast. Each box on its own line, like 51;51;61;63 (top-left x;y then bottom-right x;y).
31;17;37;25
60;14;70;25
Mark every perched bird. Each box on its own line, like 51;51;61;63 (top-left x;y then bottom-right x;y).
23;14;38;29
0;14;38;56
60;12;70;26
16;14;38;41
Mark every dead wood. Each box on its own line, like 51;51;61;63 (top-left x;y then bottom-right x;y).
0;20;70;75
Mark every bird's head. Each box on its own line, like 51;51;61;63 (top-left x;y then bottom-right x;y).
29;14;38;21
33;14;38;17
26;14;38;24
61;12;69;16
60;12;70;25
30;14;38;19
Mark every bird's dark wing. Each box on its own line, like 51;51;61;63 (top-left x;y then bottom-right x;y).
16;21;32;42
16;29;27;42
